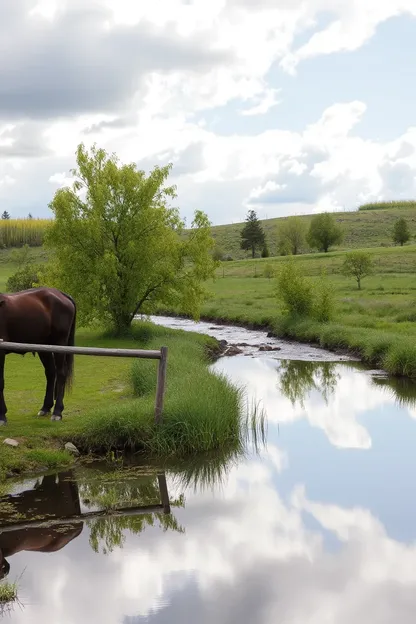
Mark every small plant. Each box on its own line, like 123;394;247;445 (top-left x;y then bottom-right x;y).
313;271;335;322
261;242;270;258
342;251;373;290
263;263;276;279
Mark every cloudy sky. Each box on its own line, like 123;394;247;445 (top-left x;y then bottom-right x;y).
1;0;416;225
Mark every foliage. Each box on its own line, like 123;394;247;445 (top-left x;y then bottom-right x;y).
212;245;225;262
307;212;343;252
276;260;313;318
393;217;411;246
240;209;265;258
6;245;41;292
263;262;276;279
42;143;217;332
276;216;306;255
1;212;10;220
313;270;336;321
0;218;48;248
359;200;416;211
261;241;270;258
342;250;373;289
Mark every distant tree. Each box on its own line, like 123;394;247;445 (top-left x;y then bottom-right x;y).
28;213;33;219
393;217;410;246
307;213;342;253
277;216;306;255
342;251;373;290
1;211;10;220
240;210;265;258
261;241;270;258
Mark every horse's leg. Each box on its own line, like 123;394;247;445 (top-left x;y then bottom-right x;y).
38;352;56;417
51;352;67;421
0;352;6;426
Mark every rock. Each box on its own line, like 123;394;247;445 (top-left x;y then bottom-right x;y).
218;339;228;348
259;344;282;352
236;342;250;347
223;345;243;356
3;438;18;447
64;442;80;456
267;331;276;338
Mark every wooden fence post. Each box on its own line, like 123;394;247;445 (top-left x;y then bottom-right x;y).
155;346;168;425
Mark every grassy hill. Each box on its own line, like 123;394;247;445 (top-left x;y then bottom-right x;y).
211;204;416;260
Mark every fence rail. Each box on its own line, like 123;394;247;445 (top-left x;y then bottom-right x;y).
0;340;168;424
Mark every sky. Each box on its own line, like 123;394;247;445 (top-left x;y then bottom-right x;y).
0;0;416;226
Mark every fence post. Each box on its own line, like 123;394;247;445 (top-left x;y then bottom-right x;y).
157;473;171;514
155;346;168;425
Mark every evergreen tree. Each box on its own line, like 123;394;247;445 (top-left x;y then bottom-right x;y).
1;211;10;220
240;210;265;258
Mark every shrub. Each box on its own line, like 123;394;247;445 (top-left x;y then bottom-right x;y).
313;272;335;322
276;260;313;318
6;262;41;292
263;263;276;279
342;251;373;290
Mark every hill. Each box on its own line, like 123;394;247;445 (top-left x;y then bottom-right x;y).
210;205;416;260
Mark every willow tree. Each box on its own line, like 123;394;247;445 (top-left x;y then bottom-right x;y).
43;143;217;333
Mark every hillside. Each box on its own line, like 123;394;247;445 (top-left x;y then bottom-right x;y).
210;205;416;260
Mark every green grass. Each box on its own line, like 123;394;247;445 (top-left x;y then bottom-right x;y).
0;321;257;479
210;205;416;259
158;244;416;379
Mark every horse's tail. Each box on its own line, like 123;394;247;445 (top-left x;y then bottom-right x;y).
63;293;76;393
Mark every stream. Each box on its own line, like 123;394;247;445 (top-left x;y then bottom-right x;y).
1;316;416;622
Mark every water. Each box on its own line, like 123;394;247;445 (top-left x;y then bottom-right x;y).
2;318;416;622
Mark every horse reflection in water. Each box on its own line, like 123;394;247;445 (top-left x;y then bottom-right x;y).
0;471;82;579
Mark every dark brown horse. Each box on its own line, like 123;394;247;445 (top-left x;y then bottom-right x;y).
0;287;76;424
0;471;83;579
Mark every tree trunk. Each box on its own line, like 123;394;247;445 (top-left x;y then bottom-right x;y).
251;245;255;258
357;277;361;290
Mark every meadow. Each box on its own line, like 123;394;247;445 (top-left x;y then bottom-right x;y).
211;204;416;259
156;244;416;379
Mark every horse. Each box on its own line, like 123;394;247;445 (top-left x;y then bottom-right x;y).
0;471;83;579
0;287;76;424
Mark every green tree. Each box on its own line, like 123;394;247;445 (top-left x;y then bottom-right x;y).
277;216;306;255
1;211;10;220
342;250;373;290
307;213;343;253
42;143;218;333
240;210;265;258
393;217;410;246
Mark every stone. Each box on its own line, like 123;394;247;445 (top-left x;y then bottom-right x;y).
64;442;80;456
223;345;243;356
259;344;282;352
3;438;19;447
267;331;276;338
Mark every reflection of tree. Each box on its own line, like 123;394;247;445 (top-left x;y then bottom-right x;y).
371;375;416;408
78;472;185;555
278;360;340;407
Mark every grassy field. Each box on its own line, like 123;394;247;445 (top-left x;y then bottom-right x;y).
0;320;253;480
157;244;416;379
212;205;416;259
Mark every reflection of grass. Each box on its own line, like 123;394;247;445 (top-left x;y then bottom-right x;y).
0;581;17;603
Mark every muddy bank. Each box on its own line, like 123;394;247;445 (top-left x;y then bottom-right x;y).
150;315;357;363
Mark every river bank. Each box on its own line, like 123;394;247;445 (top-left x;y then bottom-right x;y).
0;321;245;480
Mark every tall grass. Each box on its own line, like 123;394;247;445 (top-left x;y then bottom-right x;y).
0;219;50;248
358;200;416;211
67;322;266;458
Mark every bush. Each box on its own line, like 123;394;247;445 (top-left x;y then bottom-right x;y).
276;260;313;318
263;263;276;279
313;272;335;322
6;263;41;292
276;261;335;322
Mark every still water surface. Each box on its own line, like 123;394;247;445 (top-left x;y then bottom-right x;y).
1;319;416;622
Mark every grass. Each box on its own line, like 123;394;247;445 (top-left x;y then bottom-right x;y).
157;244;416;379
0;582;17;603
210;205;416;259
0;320;260;479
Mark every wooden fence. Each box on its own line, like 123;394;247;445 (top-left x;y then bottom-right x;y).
0;340;168;424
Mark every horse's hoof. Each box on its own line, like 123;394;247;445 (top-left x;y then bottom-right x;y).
37;410;50;417
51;415;62;422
